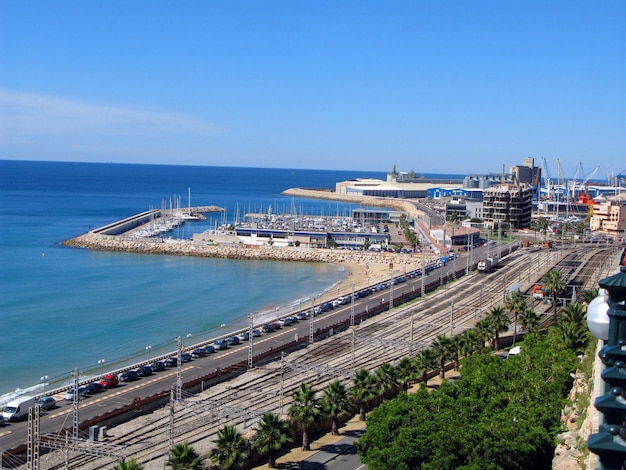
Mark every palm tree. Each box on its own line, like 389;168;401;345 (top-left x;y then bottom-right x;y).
543;269;567;317
486;306;509;351
395;357;416;390
558;302;587;326
413;348;438;383
166;441;204;470
519;308;540;333
114;460;144;470
555;320;592;355
374;362;399;399
252;413;291;468
474;320;493;354
320;380;352;435
459;328;482;357
579;288;599;306
208;425;249;470
349;368;375;421
288;383;322;451
431;335;453;379
505;291;526;346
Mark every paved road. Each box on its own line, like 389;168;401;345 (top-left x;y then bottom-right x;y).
282;431;366;470
0;243;506;453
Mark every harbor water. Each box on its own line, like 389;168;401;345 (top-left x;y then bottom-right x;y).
0;160;460;404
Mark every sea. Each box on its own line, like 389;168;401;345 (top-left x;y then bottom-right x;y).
0;160;461;405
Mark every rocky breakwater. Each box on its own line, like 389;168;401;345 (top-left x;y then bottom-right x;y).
281;188;421;218
62;233;431;271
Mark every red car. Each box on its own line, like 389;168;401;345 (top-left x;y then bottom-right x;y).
99;374;119;389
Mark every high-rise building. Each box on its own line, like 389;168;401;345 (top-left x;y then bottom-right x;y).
482;183;533;229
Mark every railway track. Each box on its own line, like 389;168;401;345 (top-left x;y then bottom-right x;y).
29;246;615;469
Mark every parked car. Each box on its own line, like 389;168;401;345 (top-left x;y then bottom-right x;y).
262;323;276;333
84;382;104;395
251;328;262;337
227;336;240;346
151;361;165;372
181;352;192;363
36;396;56;411
64;386;88;401
120;370;139;382
137;366;153;377
203;345;215;354
192;348;207;358
214;339;228;350
164;357;178;367
99;374;119;389
296;312;307;320
237;331;250;341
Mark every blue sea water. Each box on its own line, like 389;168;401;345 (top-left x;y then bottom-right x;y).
0;160;462;403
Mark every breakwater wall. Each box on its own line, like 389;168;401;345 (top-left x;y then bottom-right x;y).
62;233;429;269
281;188;421;218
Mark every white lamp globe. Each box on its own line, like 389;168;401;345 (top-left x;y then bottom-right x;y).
587;289;610;340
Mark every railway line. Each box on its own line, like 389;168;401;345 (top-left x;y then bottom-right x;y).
15;245;619;469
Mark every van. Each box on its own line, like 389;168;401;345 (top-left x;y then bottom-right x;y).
99;374;119;389
2;396;37;422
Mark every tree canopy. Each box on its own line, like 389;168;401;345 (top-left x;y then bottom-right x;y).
357;332;578;470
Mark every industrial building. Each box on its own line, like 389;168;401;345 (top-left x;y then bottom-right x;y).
482;183;533;229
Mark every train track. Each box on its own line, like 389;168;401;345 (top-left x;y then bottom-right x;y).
29;246;615;469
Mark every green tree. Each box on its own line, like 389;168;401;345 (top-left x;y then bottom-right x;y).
252;413;291;469
357;332;578;470
486;306;509;351
474;319;493;354
543;269;566;317
113;460;144;470
320;380;352;436
288;383;322;451
413;348;438;383
166;442;204;470
395;356;416;390
579;288;599;306
505;291;527;346
519;308;540;333
349;368;376;421
533;217;550;239
431;335;454;379
374;362;399;400
208;425;249;470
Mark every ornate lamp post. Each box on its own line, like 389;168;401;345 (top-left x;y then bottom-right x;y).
587;266;626;469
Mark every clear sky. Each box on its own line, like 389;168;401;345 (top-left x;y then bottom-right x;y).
1;1;624;177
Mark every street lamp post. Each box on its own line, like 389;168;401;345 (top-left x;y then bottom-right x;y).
587;265;626;469
185;333;192;350
40;375;48;395
98;359;105;376
146;345;152;363
220;323;226;338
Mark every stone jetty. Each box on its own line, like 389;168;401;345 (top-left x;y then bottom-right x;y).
61;192;433;271
62;232;429;271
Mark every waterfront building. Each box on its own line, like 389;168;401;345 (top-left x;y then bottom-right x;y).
590;201;626;234
429;225;481;249
482;183;533;229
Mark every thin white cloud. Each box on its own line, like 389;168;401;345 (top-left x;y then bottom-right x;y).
0;89;224;138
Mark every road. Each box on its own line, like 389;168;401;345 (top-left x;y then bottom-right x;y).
0;241;543;462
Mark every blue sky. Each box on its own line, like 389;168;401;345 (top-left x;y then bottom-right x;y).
1;1;624;177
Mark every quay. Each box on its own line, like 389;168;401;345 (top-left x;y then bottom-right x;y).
61;195;433;273
88;205;223;236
